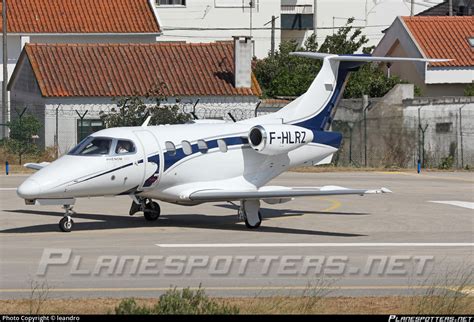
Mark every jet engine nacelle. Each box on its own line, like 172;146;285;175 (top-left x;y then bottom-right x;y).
248;124;314;155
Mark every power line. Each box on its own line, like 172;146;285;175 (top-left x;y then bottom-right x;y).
162;24;391;31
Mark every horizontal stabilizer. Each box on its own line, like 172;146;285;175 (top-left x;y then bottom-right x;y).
24;162;50;171
290;52;451;64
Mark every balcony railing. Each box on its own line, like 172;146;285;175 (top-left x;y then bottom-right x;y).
281;4;313;14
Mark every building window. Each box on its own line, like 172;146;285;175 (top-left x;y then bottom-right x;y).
197;140;208;153
436;122;452;133
182;140;193;155
76;119;104;143
468;38;474;48
157;0;186;6
217;139;227;152
165;141;176;156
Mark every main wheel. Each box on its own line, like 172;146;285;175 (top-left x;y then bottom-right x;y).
59;216;74;232
245;211;262;229
144;201;161;221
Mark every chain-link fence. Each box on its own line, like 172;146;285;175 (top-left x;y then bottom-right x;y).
2;98;473;169
332;100;474;169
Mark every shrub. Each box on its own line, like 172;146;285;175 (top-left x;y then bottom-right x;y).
115;287;239;315
438;156;454;170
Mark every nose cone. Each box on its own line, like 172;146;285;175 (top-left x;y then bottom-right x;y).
17;179;41;199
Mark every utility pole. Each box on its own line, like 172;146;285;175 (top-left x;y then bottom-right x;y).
270;15;275;56
448;0;453;15
410;0;415;16
313;0;317;39
249;1;253;37
264;16;279;56
2;0;7;139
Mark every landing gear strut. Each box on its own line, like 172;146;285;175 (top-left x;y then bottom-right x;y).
239;200;262;229
129;197;161;221
59;205;75;232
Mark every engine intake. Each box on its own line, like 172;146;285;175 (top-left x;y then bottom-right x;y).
248;124;313;155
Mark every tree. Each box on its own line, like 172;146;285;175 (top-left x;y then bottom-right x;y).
6;114;42;164
100;82;191;128
464;83;474;96
254;18;407;99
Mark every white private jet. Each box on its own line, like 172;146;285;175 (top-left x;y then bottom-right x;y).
17;53;447;232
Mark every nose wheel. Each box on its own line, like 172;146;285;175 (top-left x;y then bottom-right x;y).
59;205;75;232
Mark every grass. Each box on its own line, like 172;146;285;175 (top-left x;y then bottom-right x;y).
1;296;472;315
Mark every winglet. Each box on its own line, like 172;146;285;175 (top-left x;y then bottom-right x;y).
141;116;152;127
365;187;393;194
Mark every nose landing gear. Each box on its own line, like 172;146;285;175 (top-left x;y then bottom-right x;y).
59;205;75;232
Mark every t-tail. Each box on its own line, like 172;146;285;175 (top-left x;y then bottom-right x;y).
257;52;450;132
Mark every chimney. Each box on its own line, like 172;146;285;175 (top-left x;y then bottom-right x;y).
233;36;253;88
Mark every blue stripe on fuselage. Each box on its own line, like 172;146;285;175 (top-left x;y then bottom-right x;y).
164;136;249;172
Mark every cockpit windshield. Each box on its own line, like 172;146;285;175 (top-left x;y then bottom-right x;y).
68;137;112;156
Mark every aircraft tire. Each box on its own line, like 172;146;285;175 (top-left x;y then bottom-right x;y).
245;211;262;229
144;201;161;221
59;216;74;232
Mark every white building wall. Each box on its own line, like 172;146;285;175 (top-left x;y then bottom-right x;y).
314;0;442;49
155;0;281;58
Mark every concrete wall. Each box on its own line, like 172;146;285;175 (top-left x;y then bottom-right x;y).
403;96;474;168
332;85;474;169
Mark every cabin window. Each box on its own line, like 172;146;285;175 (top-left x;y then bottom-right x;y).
115;140;136;155
197;140;208;153
68;137;112;156
165;141;176;156
217;139;228;152
182;140;193;155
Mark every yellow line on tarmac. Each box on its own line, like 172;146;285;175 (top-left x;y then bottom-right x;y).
268;197;342;221
320;198;342;212
1;285;472;293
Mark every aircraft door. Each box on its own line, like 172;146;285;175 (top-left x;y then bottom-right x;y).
133;130;162;191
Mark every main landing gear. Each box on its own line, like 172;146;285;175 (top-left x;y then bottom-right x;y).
239;200;262;229
59;205;75;232
129;197;161;221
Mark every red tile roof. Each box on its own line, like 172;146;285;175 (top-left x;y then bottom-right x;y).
402;16;473;67
19;43;261;97
0;0;160;33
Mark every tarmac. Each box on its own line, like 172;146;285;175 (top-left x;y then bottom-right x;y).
0;171;472;298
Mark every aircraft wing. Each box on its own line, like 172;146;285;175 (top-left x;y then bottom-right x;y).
189;185;391;202
24;162;50;170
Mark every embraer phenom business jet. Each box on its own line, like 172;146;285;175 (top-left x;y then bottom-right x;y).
17;53;447;232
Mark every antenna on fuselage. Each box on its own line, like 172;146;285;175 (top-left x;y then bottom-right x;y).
141;115;152;127
191;99;200;120
227;112;237;123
